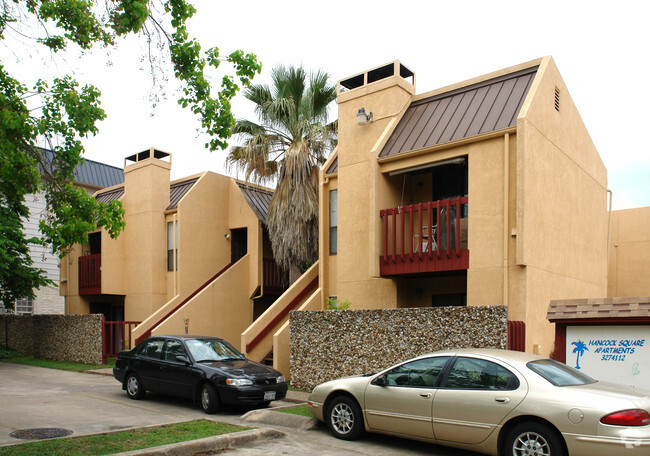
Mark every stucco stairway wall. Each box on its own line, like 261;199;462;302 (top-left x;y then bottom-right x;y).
290;306;507;389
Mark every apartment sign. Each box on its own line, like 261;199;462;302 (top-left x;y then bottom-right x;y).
565;325;649;388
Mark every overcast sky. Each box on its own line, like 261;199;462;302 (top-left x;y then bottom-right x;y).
4;0;649;209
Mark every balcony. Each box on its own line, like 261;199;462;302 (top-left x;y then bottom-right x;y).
380;197;469;275
79;254;101;295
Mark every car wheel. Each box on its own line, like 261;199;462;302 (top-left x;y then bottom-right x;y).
506;422;565;456
200;383;220;414
125;373;145;400
327;396;364;440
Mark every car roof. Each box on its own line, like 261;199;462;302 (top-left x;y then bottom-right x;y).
416;348;548;366
151;335;226;341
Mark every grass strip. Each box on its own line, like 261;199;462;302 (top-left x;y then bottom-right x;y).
276;405;312;417
0;351;115;372
0;419;248;456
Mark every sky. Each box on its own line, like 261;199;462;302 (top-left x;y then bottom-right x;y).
4;0;650;209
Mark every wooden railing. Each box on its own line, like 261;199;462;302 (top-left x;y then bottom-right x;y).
79;254;101;295
379;197;468;275
102;320;140;363
508;320;526;352
263;258;287;295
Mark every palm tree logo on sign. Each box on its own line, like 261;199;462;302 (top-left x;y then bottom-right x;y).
571;340;589;369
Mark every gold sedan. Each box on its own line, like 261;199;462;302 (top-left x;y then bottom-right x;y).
308;349;650;455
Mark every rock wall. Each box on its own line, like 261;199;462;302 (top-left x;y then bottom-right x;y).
0;314;103;364
290;306;507;389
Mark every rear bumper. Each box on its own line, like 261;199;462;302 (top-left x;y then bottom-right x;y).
566;433;650;455
113;367;125;384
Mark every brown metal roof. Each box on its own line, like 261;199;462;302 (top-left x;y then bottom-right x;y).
95;186;124;204
325;156;338;174
167;177;199;210
547;297;650;321
237;182;273;224
380;66;538;158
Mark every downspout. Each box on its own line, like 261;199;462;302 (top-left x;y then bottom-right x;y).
606;189;613;260
503;134;510;309
251;221;264;300
173;213;178;297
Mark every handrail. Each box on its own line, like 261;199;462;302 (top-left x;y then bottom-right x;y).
135;263;232;345
246;276;319;353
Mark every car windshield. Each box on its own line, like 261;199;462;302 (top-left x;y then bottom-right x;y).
185;339;246;362
527;359;596;386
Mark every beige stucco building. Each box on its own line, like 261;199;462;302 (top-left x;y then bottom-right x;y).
61;149;286;350
317;57;610;356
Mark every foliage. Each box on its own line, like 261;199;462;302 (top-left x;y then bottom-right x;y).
0;344;21;359
0;419;249;456
326;297;352;310
277;405;313;417
227;65;337;272
0;1;261;309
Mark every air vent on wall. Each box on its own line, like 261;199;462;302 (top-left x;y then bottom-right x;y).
554;86;560;112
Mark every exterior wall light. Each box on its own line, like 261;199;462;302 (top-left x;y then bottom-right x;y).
356;107;373;125
224;233;231;240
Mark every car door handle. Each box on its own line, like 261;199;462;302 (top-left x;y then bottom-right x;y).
420;393;432;398
495;397;510;404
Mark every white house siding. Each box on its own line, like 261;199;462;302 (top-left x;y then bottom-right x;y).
22;192;64;315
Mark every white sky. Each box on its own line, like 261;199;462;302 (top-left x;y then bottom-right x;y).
4;0;649;209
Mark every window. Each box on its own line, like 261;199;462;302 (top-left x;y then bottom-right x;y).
443;357;519;390
163;340;188;362
167;221;177;271
527;359;596;386
139;339;164;359
329;190;338;255
15;297;33;315
381;356;451;388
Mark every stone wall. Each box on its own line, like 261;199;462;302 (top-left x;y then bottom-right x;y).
0;314;103;364
290;306;507;389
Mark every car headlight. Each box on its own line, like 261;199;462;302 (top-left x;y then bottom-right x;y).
226;378;253;386
277;375;285;384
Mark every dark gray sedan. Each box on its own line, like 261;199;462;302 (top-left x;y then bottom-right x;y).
113;335;287;413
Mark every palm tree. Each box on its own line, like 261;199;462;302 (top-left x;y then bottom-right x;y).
227;65;337;280
571;340;589;369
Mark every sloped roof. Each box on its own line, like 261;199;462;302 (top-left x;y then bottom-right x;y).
95;186;124;204
168;177;199;210
380;66;538;158
325;156;338;175
75;158;124;188
237;182;273;224
547;297;650;321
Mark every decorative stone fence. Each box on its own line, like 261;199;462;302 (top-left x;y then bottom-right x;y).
0;314;103;364
289;306;507;389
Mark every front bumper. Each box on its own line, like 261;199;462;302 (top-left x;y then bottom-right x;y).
218;382;288;405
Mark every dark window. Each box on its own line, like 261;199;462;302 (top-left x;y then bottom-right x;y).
231;228;247;263
382;357;451;388
163;340;188;362
140;339;164;359
443;357;519;390
329;190;338;255
88;232;101;254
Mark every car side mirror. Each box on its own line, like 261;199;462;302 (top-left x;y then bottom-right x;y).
372;375;387;386
176;355;190;365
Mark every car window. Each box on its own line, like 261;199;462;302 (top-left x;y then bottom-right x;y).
527;359;596;386
383;357;450;388
139;339;164;360
185;338;246;362
163;340;188;362
442;357;519;390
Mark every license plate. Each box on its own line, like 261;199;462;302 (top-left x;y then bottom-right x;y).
264;391;276;401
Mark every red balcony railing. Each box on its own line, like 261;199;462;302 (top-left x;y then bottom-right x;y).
379;197;469;275
102;320;140;363
79;254;101;295
263;258;287;295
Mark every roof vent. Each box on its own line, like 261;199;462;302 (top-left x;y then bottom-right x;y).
554;87;560;112
339;61;414;92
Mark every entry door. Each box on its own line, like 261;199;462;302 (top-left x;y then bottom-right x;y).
432;356;527;443
364;356;451;439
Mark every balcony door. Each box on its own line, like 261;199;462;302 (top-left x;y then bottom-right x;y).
230;228;247;264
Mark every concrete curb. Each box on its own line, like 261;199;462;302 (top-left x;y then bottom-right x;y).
110;428;285;456
241;409;318;430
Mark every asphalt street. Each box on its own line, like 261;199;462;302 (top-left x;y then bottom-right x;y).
0;362;480;455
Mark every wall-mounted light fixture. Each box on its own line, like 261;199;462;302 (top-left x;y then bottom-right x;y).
224;233;231;240
356;107;373;126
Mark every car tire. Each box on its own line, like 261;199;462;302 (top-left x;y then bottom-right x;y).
326;395;364;440
200;383;220;414
125;373;145;400
505;421;565;456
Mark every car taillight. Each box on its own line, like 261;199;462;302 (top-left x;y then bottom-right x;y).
600;409;650;426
